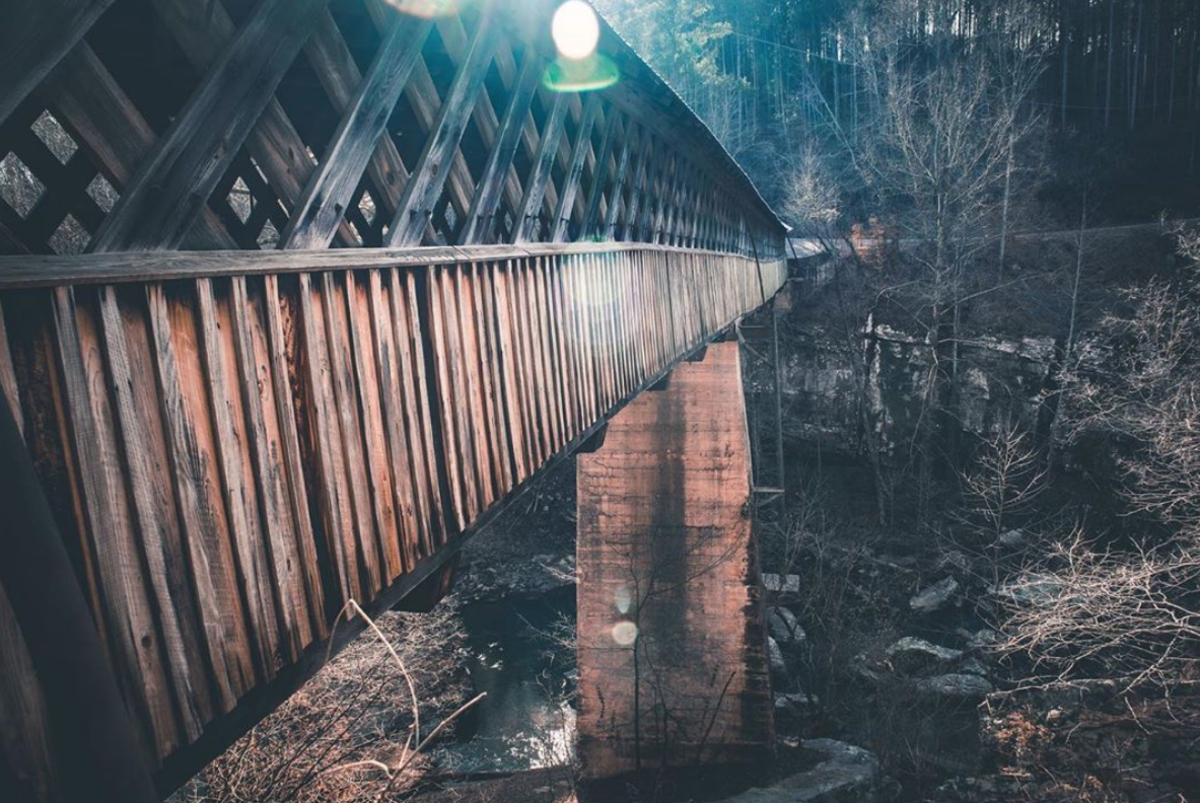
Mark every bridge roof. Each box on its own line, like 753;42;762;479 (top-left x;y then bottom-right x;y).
0;0;784;258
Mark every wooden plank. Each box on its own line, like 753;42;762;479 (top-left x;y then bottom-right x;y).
550;96;604;242
0;0;115;128
146;285;254;711
90;0;332;252
475;266;513;492
261;275;327;639
281;16;433;250
426;267;470;530
491;263;530;482
148;0;354;247
391;269;446;549
513;95;570;243
96;287;208;739
535;256;567;448
196;280;283;682
387;16;501;246
344;272;404;583
367;269;421;572
460;49;543;244
0;241;775;290
454;266;495;508
547;257;578;440
320;272;382;595
51;286;182;757
297;273;360;604
228;277;311;659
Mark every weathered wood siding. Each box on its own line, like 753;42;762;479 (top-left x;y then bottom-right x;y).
0;245;785;795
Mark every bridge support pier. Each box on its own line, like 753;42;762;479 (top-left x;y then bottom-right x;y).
575;342;774;784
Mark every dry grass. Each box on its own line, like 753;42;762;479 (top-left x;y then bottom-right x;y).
173;603;472;803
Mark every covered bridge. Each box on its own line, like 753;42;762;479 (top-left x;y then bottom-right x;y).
0;0;787;799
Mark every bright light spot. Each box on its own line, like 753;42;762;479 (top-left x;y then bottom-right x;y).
384;0;459;18
614;585;632;614
552;1;600;61
611;620;638;645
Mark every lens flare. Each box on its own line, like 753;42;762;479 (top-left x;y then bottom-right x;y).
611;621;638;646
543;53;620;93
552;0;601;60
384;0;460;18
614;585;632;614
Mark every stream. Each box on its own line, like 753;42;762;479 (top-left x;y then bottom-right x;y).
435;586;577;775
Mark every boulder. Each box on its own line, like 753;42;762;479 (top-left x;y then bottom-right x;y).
997;528;1027;549
910;576;960;614
916;673;994;700
959;657;991;678
775;691;819;717
768;606;808;646
886;637;962;674
763;573;801;594
716;739;880;802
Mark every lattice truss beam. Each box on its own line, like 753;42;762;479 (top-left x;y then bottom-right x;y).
0;0;783;260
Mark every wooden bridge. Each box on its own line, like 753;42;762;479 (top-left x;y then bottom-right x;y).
0;0;786;799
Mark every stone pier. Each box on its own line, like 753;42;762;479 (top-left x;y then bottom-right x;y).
576;342;774;780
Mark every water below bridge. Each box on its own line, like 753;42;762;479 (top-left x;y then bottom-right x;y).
436;587;578;776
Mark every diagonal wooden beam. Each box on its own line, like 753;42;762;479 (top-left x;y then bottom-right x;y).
42;45;236;250
280;16;433;250
513;94;570;244
621;132;652;242
0;0;115;128
460;49;543;245
91;0;332;252
386;16;501;247
580;112;621;240
550;95;604;243
599;120;635;240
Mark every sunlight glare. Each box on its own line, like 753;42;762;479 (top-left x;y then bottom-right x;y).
611;620;638;645
384;0;460;19
552;1;601;61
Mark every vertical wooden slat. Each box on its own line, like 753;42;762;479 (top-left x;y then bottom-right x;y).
229;277;315;658
261;275;327;638
97;287;207;739
52;286;182;756
492;263;530;482
145;286;248;714
196;279;282;681
367;269;421;574
321;273;382;595
344;272;403;584
297;273;360;605
454;266;496;509
427;267;471;529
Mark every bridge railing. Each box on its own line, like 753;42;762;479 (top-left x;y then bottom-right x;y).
0;242;785;794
